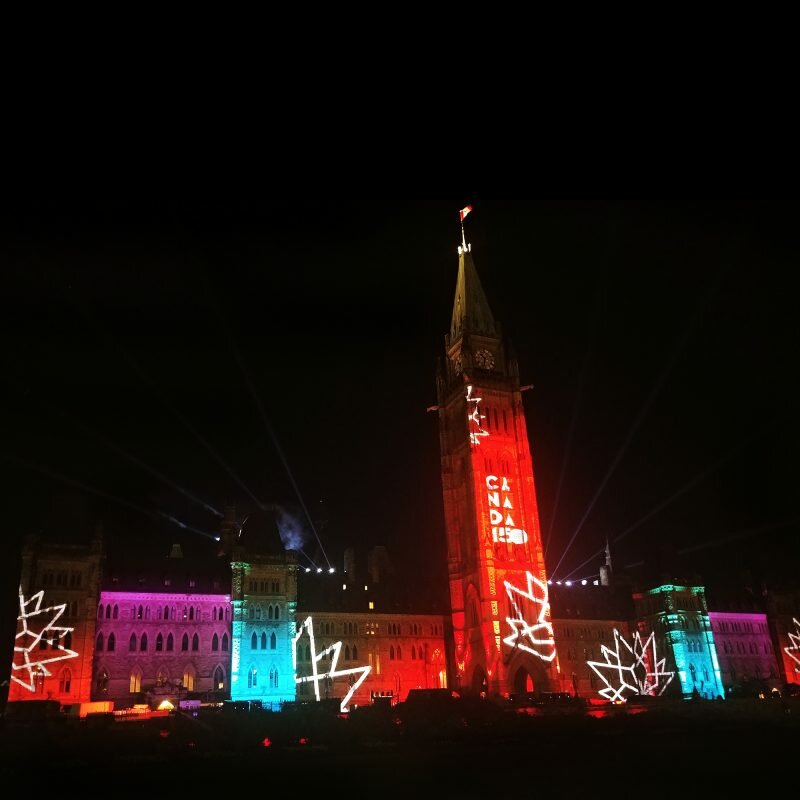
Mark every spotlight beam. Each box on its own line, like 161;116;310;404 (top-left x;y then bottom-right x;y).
561;417;784;580
3;374;223;518
550;267;726;578
202;282;333;571
2;452;217;540
544;285;602;560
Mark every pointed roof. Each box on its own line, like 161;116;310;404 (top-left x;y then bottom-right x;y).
450;247;496;342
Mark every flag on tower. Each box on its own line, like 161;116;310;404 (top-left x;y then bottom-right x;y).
459;205;473;222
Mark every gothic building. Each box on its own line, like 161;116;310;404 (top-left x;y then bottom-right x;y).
436;239;554;696
9;529;103;705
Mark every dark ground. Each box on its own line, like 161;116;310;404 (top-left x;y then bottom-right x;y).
1;699;795;796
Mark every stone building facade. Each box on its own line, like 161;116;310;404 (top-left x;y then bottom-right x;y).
707;611;780;691
9;531;103;705
93;588;231;707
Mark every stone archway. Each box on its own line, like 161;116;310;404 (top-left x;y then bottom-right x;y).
513;665;534;695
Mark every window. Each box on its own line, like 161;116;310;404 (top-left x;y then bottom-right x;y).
107;632;115;652
270;632;277;650
269;668;278;689
137;606;143;621
189;607;195;621
257;631;264;650
164;605;170;620
352;645;358;660
129;671;141;693
96;669;109;694
105;605;111;619
183;668;195;692
64;631;72;650
222;633;229;652
214;666;224;690
156;633;163;652
182;634;189;652
390;645;395;660
212;633;219;652
248;666;257;688
411;645;416;660
140;633;148;652
397;646;402;660
251;632;258;650
157;669;168;687
192;634;199;652
256;606;262;620
96;633;104;652
268;605;273;620
59;668;72;694
98;604;104;619
167;633;174;652
275;606;280;620
345;645;351;660
129;633;137;652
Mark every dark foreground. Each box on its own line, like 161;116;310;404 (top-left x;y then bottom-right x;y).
1;699;796;796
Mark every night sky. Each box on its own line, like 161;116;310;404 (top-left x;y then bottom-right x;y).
2;193;798;614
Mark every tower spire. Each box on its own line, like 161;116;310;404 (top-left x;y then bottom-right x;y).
451;206;496;343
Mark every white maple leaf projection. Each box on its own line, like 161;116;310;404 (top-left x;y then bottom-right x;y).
503;572;556;662
587;628;674;702
292;616;371;713
11;589;78;691
784;617;800;674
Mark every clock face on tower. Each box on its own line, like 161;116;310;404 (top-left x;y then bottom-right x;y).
475;348;495;370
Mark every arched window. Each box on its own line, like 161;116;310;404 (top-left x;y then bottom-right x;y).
222;633;229;652
261;632;267;650
345;645;351;660
189;607;195;621
397;646;402;660
251;632;258;650
305;644;311;661
167;633;174;651
98;604;104;619
140;633;148;652
270;668;279;689
390;645;395;660
137;606;143;620
192;633;199;652
248;666;257;688
270;632;277;650
183;667;195;691
249;607;254;620
164;605;170;620
129;670;141;693
96;668;109;694
411;645;416;660
275;606;280;620
129;633;137;652
105;605;111;619
182;633;189;652
352;645;358;660
59;668;72;694
212;633;219;651
256;606;262;620
214;665;224;690
157;669;168;686
182;606;188;620
268;605;273;620
156;633;163;652
63;631;72;650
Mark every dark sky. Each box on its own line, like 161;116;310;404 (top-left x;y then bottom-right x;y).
2;193;798;608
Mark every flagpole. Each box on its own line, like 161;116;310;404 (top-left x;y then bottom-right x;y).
460;214;467;251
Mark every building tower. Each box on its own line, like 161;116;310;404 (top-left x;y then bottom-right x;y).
436;230;557;697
